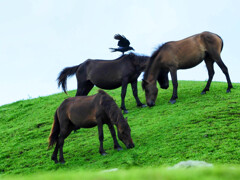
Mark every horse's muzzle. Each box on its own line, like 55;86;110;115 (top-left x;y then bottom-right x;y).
147;101;155;107
127;143;135;149
160;84;169;89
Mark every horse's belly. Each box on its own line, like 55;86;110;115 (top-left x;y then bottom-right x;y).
72;118;98;129
94;81;122;90
70;110;98;128
178;56;204;69
178;47;205;69
79;121;97;128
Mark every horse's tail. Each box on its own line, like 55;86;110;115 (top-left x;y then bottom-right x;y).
48;110;60;149
220;36;224;52
215;34;224;52
57;64;80;94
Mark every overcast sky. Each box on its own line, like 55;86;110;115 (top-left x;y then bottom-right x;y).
0;0;239;106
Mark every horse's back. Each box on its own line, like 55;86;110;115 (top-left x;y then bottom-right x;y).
57;95;100;128
160;35;205;69
167;31;222;53
160;32;222;69
85;59;131;89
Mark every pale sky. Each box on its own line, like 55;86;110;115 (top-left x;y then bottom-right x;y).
0;0;239;106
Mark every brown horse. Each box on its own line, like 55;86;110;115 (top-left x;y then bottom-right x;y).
142;31;233;106
57;53;149;114
48;90;135;164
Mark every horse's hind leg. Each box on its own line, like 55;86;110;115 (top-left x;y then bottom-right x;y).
76;81;94;96
82;81;94;95
216;59;233;93
131;80;147;108
211;54;233;92
75;66;94;96
202;59;214;94
58;122;73;164
51;142;59;163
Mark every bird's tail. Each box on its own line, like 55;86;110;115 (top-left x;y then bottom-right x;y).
109;48;117;52
114;34;125;40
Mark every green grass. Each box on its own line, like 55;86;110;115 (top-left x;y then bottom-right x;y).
0;81;240;179
3;166;240;180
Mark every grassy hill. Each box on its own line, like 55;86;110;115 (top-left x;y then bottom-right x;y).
0;81;240;179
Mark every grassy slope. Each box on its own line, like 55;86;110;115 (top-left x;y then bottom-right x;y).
0;81;239;177
3;166;240;180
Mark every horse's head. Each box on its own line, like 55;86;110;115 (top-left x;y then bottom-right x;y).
158;70;169;89
142;79;158;107
117;118;135;149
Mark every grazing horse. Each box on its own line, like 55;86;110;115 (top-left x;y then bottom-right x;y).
48;90;135;164
57;53;149;113
142;31;233;106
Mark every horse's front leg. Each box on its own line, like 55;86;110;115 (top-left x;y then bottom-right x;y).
121;78;129;114
107;123;122;151
169;69;178;104
97;122;107;155
131;80;147;108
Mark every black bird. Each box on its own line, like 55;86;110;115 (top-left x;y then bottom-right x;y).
109;34;135;54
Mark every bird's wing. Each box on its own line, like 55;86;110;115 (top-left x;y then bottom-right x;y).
114;34;130;47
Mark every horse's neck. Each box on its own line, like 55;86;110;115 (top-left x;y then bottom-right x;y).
133;56;149;70
147;62;159;83
115;118;125;128
98;94;121;125
140;57;149;68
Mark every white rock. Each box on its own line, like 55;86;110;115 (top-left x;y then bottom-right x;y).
170;160;213;169
101;168;119;173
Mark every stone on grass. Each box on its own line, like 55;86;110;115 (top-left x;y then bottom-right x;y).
170;160;213;169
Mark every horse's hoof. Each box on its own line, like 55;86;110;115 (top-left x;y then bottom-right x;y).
116;147;123;151
123;110;129;114
140;104;147;108
51;157;58;164
101;152;107;156
226;89;231;93
201;91;206;95
60;160;65;164
169;99;176;104
53;160;58;164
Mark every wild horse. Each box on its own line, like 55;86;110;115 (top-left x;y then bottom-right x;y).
48;90;135;164
58;53;149;113
142;31;233;106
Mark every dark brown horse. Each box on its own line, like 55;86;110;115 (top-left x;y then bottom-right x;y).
142;31;233;106
48;90;135;164
57;53;149;114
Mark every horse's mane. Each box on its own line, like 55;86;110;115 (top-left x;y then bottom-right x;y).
122;53;149;67
107;53;149;65
124;52;149;60
143;43;168;81
98;90;123;124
